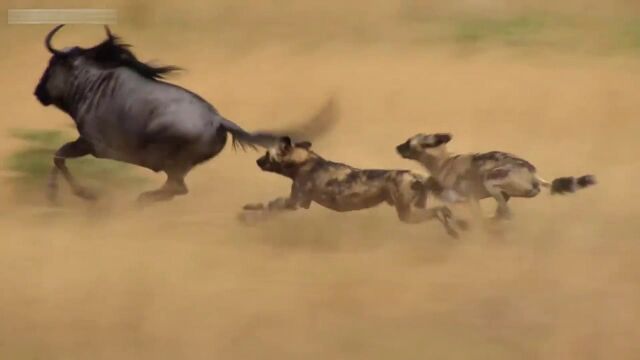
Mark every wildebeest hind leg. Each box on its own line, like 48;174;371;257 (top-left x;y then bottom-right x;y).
137;168;189;204
49;138;95;203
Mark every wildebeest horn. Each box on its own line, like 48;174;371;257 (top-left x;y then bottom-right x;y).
104;25;114;39
45;24;65;55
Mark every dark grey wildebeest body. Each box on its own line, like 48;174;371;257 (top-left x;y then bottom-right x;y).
34;25;336;203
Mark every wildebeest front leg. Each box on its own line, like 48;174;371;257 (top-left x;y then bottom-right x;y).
137;169;189;204
49;138;95;203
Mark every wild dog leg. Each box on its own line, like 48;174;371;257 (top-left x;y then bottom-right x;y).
467;196;483;218
244;196;299;211
485;185;511;219
239;196;302;224
395;204;461;238
484;168;513;219
390;177;464;237
239;183;311;224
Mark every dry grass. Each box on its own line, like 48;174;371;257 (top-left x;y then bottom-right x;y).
1;1;640;359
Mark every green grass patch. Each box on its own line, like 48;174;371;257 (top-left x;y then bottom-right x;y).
453;15;547;46
617;18;640;50
4;128;147;193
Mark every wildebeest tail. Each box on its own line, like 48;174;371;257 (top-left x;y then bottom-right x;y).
219;118;282;150
218;96;339;151
549;175;597;194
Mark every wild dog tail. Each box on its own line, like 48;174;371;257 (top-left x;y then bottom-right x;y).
537;175;597;195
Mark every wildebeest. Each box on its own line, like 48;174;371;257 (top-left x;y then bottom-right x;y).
396;133;596;219
240;136;467;238
34;25;338;204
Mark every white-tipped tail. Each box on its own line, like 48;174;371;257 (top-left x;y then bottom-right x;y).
536;176;552;188
549;175;597;194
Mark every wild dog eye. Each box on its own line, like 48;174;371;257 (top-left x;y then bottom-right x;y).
278;136;293;151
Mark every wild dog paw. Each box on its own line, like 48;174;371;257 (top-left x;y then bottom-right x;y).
493;208;512;221
435;207;461;238
237;211;256;224
444;225;460;239
438;206;454;220
243;203;265;211
455;218;470;231
237;209;270;225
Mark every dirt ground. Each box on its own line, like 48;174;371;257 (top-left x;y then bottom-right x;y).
1;1;640;359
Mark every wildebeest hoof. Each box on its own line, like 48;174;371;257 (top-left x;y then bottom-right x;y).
47;189;60;205
136;190;175;205
73;187;98;201
136;194;153;207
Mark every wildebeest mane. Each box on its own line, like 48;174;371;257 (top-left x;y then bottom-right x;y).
85;34;180;80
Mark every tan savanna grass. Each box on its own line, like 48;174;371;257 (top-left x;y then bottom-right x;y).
1;0;639;359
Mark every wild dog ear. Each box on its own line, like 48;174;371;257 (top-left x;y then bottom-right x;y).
279;136;293;150
296;141;312;149
436;133;452;144
420;133;452;148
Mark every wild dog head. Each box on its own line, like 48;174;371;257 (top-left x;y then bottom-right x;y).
256;136;314;178
396;133;452;162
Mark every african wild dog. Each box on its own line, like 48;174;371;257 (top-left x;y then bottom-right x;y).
396;133;596;219
240;137;466;238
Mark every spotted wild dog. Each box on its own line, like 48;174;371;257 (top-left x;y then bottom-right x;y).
239;136;467;238
396;133;596;220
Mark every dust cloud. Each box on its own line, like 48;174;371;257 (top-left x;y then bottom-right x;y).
1;1;640;359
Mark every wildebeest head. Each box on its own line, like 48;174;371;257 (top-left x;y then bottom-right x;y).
396;133;452;161
34;25;179;107
257;136;314;177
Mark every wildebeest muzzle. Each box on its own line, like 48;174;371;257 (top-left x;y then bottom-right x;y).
34;72;52;106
